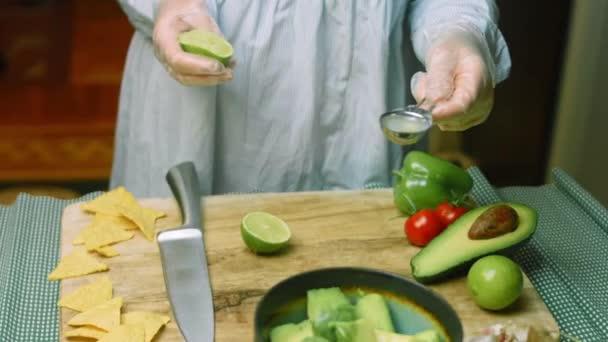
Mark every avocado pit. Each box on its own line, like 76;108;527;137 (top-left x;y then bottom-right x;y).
468;205;519;240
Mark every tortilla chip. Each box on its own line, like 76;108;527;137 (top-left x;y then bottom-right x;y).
72;219;102;246
149;207;167;219
122;208;166;230
98;324;145;342
121;311;171;342
48;249;109;281
118;206;161;241
95;246;120;258
65;326;107;339
72;231;85;245
58;276;112;312
81;187;138;216
68;297;123;332
97;213;139;230
82;219;134;251
73;213;137;246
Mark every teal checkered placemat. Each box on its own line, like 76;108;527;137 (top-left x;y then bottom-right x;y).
468;167;608;341
0;192;99;342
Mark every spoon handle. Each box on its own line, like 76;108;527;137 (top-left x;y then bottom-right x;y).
418;98;436;113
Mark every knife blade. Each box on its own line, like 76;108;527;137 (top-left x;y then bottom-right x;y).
157;161;214;341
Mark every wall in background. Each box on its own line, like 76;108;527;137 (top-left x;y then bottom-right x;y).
0;0;131;183
547;0;608;206
455;0;573;187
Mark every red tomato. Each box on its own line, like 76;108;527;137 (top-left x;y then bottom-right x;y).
435;202;469;226
404;209;445;247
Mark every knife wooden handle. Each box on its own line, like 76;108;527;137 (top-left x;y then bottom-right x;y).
166;161;203;229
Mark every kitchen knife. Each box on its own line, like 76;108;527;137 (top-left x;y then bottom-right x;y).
158;161;214;341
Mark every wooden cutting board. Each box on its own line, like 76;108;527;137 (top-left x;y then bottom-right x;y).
58;190;559;341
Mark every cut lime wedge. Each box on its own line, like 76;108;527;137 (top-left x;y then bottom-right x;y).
178;29;233;65
241;212;291;254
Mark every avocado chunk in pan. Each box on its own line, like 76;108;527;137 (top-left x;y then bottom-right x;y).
355;293;395;333
410;202;537;283
330;319;377;342
270;320;315;341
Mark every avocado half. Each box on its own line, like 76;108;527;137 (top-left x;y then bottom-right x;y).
410;202;538;284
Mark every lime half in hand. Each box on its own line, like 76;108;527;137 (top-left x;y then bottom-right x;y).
241;212;291;254
178;29;233;66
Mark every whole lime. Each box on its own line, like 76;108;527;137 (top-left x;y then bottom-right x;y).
466;255;523;310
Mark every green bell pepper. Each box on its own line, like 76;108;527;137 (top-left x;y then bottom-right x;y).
393;151;473;215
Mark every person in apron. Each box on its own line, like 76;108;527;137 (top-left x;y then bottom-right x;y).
113;0;511;197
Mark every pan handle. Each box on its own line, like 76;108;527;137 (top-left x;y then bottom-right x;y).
166;161;203;229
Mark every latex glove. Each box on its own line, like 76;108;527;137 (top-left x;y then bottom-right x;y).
411;26;496;131
153;0;233;86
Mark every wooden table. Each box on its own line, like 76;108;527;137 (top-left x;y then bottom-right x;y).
59;190;559;341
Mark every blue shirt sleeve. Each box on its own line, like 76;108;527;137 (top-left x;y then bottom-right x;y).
407;0;512;84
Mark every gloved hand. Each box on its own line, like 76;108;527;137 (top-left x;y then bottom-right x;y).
153;0;233;86
411;25;496;131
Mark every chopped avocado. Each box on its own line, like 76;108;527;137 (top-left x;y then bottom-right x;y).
355;293;395;332
376;329;441;342
302;337;331;342
271;287;444;342
411;202;537;283
307;288;357;340
412;329;441;342
307;287;351;319
312;303;358;340
330;318;376;342
270;320;314;342
375;329;417;342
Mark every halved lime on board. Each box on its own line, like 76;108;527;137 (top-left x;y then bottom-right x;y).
178;29;234;66
241;212;291;254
